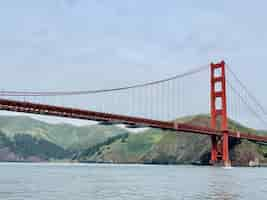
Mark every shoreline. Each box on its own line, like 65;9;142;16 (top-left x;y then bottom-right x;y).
1;160;267;167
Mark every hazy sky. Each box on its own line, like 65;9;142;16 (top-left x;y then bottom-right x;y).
0;0;267;126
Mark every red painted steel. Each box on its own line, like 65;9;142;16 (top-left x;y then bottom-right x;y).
0;98;266;143
210;61;230;166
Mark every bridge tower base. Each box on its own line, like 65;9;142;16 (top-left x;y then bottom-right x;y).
210;61;231;167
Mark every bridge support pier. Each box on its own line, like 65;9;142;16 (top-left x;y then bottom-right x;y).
210;133;231;166
210;61;231;167
222;130;231;166
211;135;218;162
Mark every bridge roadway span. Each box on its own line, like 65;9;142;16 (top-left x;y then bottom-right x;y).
0;98;266;143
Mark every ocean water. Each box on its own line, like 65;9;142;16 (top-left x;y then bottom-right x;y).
0;163;266;200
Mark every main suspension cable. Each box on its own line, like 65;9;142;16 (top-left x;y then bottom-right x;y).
0;64;208;97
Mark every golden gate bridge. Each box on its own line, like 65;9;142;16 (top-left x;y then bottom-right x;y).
0;61;267;166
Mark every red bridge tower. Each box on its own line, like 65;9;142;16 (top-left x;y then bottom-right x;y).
210;61;231;166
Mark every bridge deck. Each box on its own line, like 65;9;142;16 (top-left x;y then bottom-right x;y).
0;98;267;143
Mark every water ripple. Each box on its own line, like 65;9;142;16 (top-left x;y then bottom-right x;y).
0;163;266;200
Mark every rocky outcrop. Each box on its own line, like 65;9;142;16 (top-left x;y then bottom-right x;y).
230;140;266;166
0;147;45;162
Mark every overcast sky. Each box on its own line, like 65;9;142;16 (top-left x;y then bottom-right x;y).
0;0;266;127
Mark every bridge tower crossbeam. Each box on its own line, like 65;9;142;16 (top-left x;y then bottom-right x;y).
210;61;231;166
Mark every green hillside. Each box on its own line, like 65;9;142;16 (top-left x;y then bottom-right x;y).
0;131;12;148
0;131;70;161
0;114;266;166
79;129;164;163
0;116;128;151
78;114;267;166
